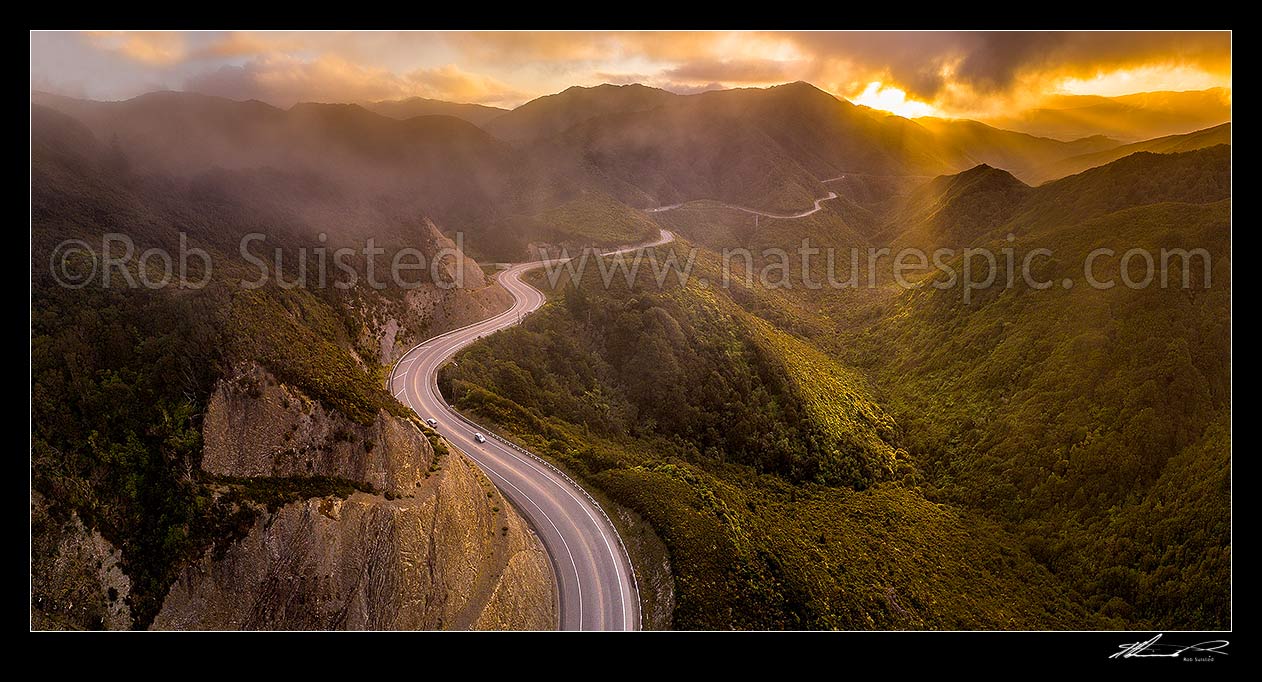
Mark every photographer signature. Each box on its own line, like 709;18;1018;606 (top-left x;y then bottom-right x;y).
1110;634;1229;659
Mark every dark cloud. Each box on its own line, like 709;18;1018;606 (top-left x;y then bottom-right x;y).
784;31;1230;99
35;30;1231;115
953;32;1069;92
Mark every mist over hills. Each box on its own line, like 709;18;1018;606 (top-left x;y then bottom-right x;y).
913;117;1119;183
32;91;570;259
881;163;1032;251
866;146;1230;628
32;82;1231;259
363;96;509;126
438;145;1230;629
32;92;519;202
30;77;1232;631
881;143;1231;249
1029;122;1231;184
31;97;537;628
483;83;678;142
982;87;1231;142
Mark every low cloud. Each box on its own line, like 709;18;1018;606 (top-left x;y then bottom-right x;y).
195;32;290;60
593;72;656;86
44;30;1232;117
662;58;804;84
404;64;528;106
785;31;1230;101
184;55;527;108
84;31;187;66
655;81;728;96
185;55;403;105
592;72;726;96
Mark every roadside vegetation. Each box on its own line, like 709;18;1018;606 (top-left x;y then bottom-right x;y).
444;147;1230;629
441;245;1094;628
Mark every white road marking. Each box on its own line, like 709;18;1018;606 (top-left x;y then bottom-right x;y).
477;429;630;630
451;430;586;631
407;337;599;628
386;228;690;631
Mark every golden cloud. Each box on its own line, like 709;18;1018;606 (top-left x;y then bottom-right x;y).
84;31;187;66
184;54;526;108
405;64;528;105
65;30;1231;119
661;58;806;84
196;32;291;60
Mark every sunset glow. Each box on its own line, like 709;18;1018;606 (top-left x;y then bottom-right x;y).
851;82;940;118
28;28;1235;637
30;31;1231;121
1056;64;1231;98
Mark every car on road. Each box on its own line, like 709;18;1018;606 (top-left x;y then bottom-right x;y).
426;418;437;427
474;433;486;443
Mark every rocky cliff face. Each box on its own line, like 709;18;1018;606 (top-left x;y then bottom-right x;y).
370;280;511;366
354;218;513;366
31;492;133;630
153;459;554;630
155;363;556;630
201;363;430;498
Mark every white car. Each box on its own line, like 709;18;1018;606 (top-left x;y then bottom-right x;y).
425;418;437;427
474;433;486;444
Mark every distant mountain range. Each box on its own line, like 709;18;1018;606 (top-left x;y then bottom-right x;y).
363;96;508;126
29;76;1232;633
1026;122;1231;184
440;143;1232;630
980;87;1230;142
31;82;1230;259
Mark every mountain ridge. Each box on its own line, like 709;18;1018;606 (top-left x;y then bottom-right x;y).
363;95;509;126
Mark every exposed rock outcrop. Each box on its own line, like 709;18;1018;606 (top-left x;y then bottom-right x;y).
364;278;511;367
419;216;486;289
354;217;512;366
31;492;133;630
157;363;556;630
153;455;555;630
201;363;429;498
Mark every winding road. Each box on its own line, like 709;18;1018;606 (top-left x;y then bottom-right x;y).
390;187;835;631
644;191;838;219
390;229;673;631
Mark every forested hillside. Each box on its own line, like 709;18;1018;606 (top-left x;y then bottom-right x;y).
31;76;1232;631
443;146;1230;630
440;242;1099;629
843;147;1232;628
30;105;523;628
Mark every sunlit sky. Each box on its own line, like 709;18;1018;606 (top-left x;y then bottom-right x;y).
29;31;1231;119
